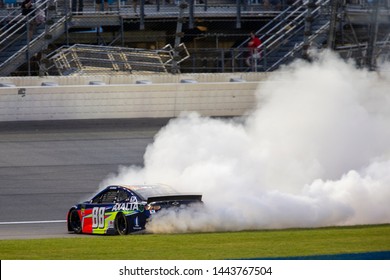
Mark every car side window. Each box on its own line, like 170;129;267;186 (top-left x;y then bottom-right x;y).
91;190;118;204
117;189;129;203
100;190;118;203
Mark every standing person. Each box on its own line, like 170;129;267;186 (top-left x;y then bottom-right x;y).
72;0;84;15
21;0;35;39
95;0;108;12
21;0;34;16
132;0;138;15
245;31;262;69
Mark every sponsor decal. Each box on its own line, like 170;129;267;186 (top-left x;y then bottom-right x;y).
112;196;140;211
133;216;142;230
112;203;139;211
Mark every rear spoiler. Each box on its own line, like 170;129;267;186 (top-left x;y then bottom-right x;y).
147;194;202;204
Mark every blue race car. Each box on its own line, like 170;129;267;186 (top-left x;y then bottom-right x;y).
67;184;202;235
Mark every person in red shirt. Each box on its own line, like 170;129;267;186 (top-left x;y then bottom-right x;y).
246;32;262;68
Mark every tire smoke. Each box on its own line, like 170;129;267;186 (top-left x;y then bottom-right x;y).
101;51;390;233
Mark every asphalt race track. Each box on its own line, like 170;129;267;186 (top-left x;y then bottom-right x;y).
0;118;170;239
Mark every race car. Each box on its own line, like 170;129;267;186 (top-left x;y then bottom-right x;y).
67;184;202;235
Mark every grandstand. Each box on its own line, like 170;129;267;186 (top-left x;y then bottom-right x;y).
0;0;389;76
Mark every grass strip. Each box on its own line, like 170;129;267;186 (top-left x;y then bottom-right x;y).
1;224;389;260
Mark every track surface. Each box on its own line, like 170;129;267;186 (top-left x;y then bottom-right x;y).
0;118;170;239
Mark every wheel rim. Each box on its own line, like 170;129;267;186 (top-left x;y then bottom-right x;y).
115;213;127;235
69;210;82;233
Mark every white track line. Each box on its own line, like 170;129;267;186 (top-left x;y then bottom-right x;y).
0;220;66;225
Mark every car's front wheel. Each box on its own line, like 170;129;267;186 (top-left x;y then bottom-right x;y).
68;209;82;234
115;212;128;235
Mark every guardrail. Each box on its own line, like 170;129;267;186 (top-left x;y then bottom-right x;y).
44;46;294;74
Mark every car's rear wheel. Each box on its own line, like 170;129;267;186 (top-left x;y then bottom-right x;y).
115;212;128;235
68;209;82;234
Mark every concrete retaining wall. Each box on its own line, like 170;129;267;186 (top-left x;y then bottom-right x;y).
0;73;266;122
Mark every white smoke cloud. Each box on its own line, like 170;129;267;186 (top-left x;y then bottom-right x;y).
101;51;390;233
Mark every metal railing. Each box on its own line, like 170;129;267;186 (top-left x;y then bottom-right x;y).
335;37;390;67
0;0;50;48
0;0;388;76
233;0;331;72
234;0;305;52
45;43;190;75
264;0;331;71
44;45;306;74
0;0;73;75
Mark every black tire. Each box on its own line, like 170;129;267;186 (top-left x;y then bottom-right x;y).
68;209;82;234
115;212;128;235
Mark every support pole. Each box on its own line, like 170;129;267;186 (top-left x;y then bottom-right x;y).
327;0;341;50
366;1;380;71
172;0;188;74
302;0;315;60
